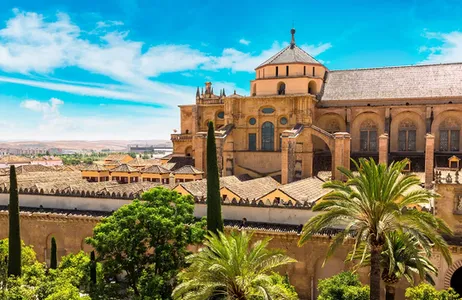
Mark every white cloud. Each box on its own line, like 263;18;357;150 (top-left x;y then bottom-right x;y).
420;31;462;64
96;20;124;29
301;42;332;57
21;98;63;118
16;97;178;140
239;38;250;45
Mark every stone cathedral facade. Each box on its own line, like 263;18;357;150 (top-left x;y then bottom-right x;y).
172;29;462;187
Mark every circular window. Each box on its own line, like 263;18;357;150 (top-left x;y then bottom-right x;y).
280;117;288;125
217;111;224;119
249;118;256;125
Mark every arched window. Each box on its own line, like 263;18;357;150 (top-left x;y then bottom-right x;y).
439;118;460;151
286;65;289;76
261;122;274;151
275;66;279;77
308;81;317;95
252;83;256;96
398;119;416;151
360;120;378;152
277;82;286;95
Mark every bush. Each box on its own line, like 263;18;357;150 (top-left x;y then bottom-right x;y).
405;283;461;300
317;271;370;300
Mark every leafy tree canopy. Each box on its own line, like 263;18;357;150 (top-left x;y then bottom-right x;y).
317;272;370;300
86;187;206;299
405;283;461;300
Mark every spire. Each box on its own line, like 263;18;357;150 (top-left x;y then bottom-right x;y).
196;87;200;98
234;89;236;95
223;88;226;97
219;89;223;97
201;87;204;95
290;28;296;49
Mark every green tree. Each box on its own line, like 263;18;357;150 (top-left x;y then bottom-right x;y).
8;165;21;277
86;187;205;299
317;271;370;300
206;121;223;233
349;232;438;300
50;237;57;269
405;283;460;300
298;158;452;300
172;231;297;300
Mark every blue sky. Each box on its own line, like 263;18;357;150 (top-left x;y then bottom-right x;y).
0;0;461;140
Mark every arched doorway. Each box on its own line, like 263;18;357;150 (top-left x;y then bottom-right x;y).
277;82;286;95
451;267;462;296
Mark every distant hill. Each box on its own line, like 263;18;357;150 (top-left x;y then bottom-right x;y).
0;140;172;151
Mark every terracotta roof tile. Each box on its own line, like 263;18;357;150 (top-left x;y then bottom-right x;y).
110;164;139;173
225;177;280;200
173;165;203;175
142;165;170;174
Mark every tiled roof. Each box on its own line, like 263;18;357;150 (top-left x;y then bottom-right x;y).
257;44;322;68
167;156;195;171
16;164;54;174
321;63;462;102
142;165;170;174
104;154;132;162
81;164;108;172
0;155;31;164
163;162;177;170
110;164;139;173
225;176;280;200
173;165;203;175
277;177;329;204
178;176;242;198
128;157;147;166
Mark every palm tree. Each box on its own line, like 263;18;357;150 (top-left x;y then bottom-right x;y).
348;232;438;300
298;158;452;300
172;231;297;300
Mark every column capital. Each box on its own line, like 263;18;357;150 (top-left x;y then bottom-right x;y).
379;133;389;139
426;133;435;139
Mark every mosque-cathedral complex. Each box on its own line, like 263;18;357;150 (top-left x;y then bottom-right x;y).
1;29;462;299
172;28;462;188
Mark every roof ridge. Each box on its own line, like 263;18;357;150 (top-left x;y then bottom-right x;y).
329;61;462;73
257;45;291;68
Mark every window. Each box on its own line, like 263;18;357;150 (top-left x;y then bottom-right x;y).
248;133;256;151
308;81;316;95
277;82;286;95
261;122;274;151
249;117;256;125
312;67;315;76
280;117;288;125
217;111;224;119
275;66;279;77
261;107;275;114
304;66;306;75
398;119;416;151
439;118;460;151
360;120;378;152
286;65;289;76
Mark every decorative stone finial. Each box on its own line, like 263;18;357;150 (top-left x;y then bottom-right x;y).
290;28;296;49
196;87;200;98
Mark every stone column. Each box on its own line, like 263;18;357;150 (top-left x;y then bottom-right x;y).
379;133;389;165
425;133;435;188
281;132;296;184
333;132;351;181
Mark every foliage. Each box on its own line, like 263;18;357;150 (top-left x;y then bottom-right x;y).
405;283;461;300
206;121;223;234
299;158;452;300
172;231;297;300
0;239;97;299
317;271;370;300
50;237;57;269
8;165;21;277
86;187;206;299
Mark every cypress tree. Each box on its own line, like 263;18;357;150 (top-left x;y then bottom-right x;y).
50;237;57;269
8;165;21;277
90;251;97;285
206;121;224;233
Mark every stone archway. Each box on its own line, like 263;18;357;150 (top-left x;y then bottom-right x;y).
445;259;462;296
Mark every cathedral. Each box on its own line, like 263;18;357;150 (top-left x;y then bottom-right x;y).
172;28;462;187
